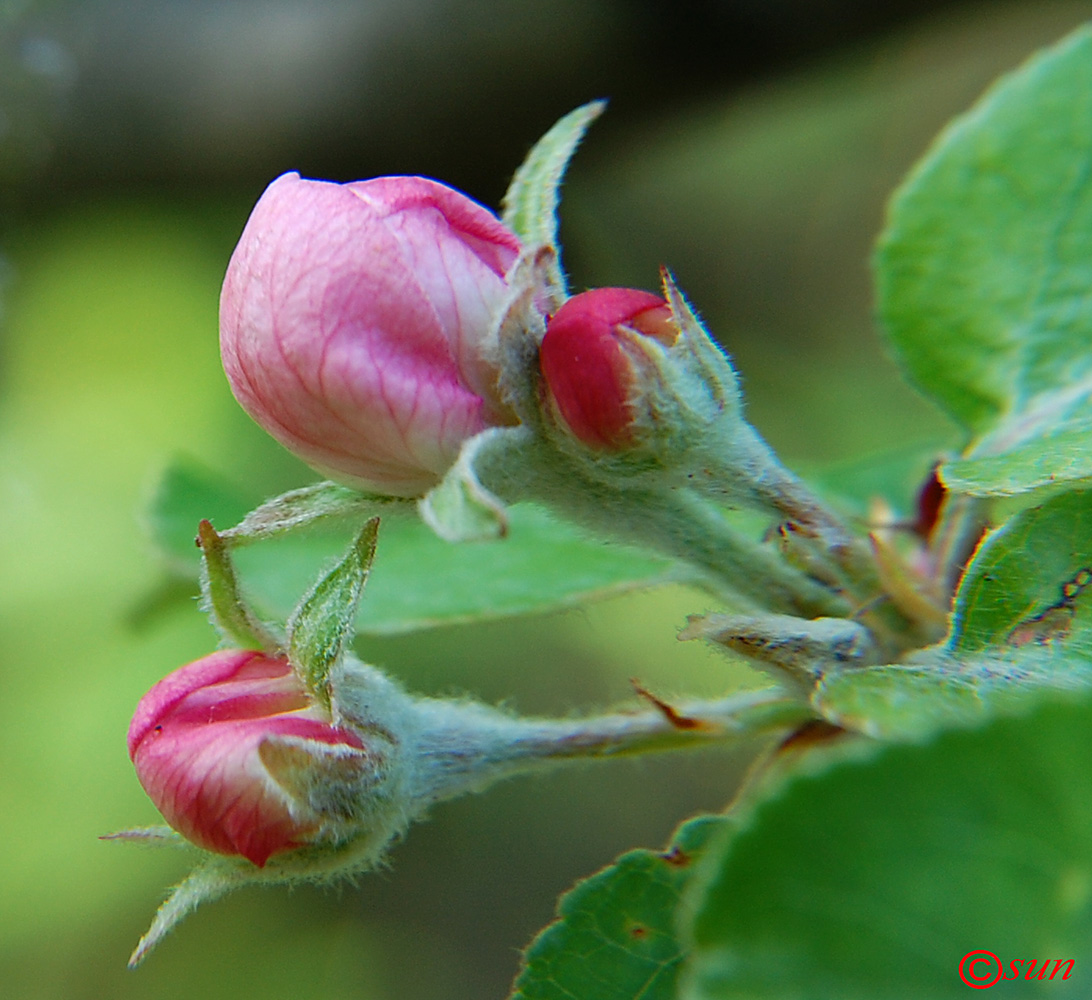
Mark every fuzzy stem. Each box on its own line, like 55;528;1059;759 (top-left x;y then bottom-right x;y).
723;426;881;592
403;687;812;810
473;429;850;618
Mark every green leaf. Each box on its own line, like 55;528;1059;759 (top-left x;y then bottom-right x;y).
951;488;1092;654
878;24;1092;429
942;387;1092;497
247;506;677;635
510;816;728;1000
876;24;1092;494
502;100;606;290
684;693;1092;999
812;657;1059;740
814;489;1092;739
146;461;678;635
146;457;254;569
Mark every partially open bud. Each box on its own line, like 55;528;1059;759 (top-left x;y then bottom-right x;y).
220;172;524;496
128;649;375;866
539;288;678;450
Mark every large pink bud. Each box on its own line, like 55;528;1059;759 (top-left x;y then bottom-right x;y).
539;288;678;450
220;173;523;496
128;650;369;866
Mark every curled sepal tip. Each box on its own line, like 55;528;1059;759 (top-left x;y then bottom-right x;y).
100;826;186;848
501;99;606;293
127;860;253;967
493;245;560;421
197;519;282;653
659;266;744;416
286;517;380;701
419;428;521;542
220;481;403;546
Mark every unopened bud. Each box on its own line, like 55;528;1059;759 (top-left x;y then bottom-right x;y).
539;288;678;450
128;650;381;866
220;173;526;496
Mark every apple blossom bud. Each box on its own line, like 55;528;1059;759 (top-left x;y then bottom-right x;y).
128;649;374;866
538;287;677;450
220;172;524;496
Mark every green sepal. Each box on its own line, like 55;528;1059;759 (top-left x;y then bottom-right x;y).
127;859;243;968
100;826;186;848
502;99;606;294
660;268;743;418
124;826;397;968
286;517;379;701
419;428;518;542
658;270;868;578
197;519;282;652
493;246;559;421
220;481;403;545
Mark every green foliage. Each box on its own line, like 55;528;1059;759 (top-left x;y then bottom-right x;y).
196;518;282;652
704;29;1092;987
816;489;1092;739
877;25;1092;498
944;407;1092;498
130;18;1092;997
811;491;1092;749
952;489;1092;654
149;458;254;570
802;24;1092;740
510;817;729;1000
517;24;1092;999
511;694;1092;999
684;693;1092;999
149;460;679;636
813;664;1027;740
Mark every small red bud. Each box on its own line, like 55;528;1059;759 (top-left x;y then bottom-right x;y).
539;288;676;450
912;463;946;540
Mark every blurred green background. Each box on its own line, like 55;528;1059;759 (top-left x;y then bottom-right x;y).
1;2;1089;998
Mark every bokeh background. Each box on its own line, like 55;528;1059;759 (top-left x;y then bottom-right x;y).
1;2;1089;998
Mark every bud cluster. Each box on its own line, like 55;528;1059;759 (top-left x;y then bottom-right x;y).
116;102;916;967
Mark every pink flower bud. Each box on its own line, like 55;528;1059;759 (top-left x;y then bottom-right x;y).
539;287;678;450
220;172;524;496
128;650;367;866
